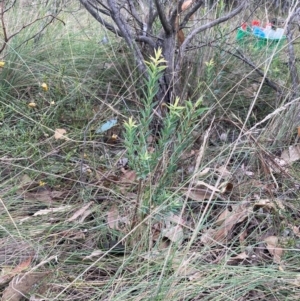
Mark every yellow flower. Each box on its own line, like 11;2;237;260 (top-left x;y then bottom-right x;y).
39;180;46;186
0;61;5;67
50;101;55;105
28;102;37;108
41;82;48;92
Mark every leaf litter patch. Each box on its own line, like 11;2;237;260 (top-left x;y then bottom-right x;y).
2;120;300;299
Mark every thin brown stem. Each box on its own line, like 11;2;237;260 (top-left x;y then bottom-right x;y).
0;1;8;54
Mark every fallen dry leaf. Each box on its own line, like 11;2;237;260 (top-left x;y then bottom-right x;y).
195;181;220;193
10;256;32;273
83;250;105;261
180;149;197;160
202;229;227;246
78;209;93;223
67;201;94;223
172;256;200;281
27;190;52;202
120;168;137;183
274;199;285;211
239;229;248;246
254;199;285;212
19;174;33;186
281;145;300;164
184;188;217;201
215;209;231;226
0;269;15;287
198;167;210;177
291;225;300;238
107;205;120;230
33;205;72;216
264;236;283;264
228;251;248;261
201;204;249;245
29;294;46;301
0;257;32;286
254;199;276;210
216;165;232;179
1;272;48;301
0;238;36;266
269;157;288;173
218;181;233;193
54;128;67;140
50;190;65;199
162;225;184;244
165;213;185;226
156;238;170;250
239;164;254;177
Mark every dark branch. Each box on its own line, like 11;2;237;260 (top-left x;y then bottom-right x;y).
180;0;246;54
89;0;112;16
79;0;122;36
232;49;282;94
127;0;143;26
154;0;172;34
14;15;65;52
107;0;147;76
180;1;204;29
95;0;111;12
135;35;156;48
4;0;17;13
124;0;144;31
147;3;158;34
173;0;246;78
107;0;133;46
